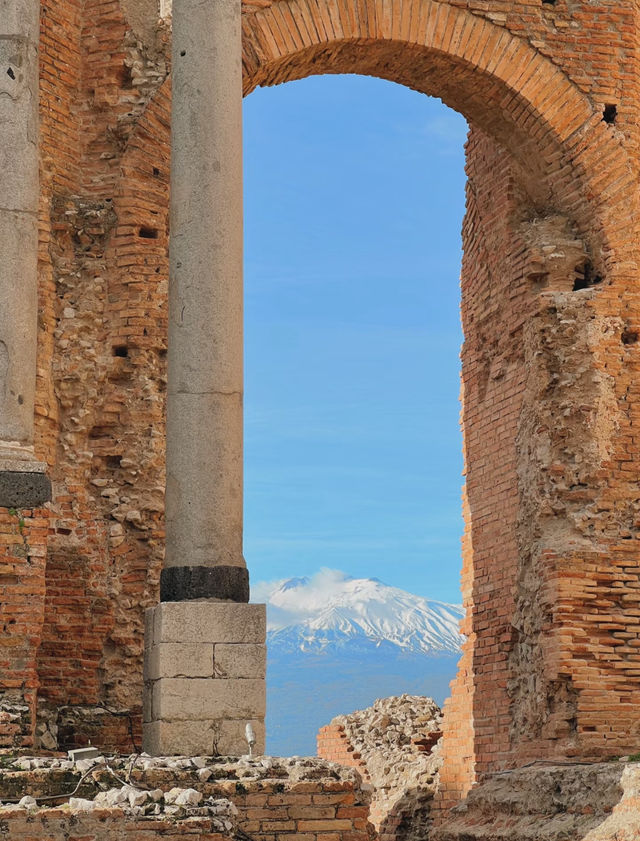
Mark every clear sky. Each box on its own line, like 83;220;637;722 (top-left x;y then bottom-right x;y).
243;75;468;605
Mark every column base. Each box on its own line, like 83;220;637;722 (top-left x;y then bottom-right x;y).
143;601;266;756
0;448;51;508
160;565;249;602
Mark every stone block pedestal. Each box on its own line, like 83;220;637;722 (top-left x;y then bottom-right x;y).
143;601;266;756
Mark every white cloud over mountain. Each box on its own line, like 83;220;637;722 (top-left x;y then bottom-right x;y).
252;569;464;654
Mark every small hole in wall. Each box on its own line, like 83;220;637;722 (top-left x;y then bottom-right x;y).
180;50;186;57
6;67;15;80
56;527;72;536
542;0;556;5
152;167;160;177
118;63;133;89
622;329;639;345
17;395;23;405
113;345;128;357
106;455;122;469
573;261;602;291
603;104;617;124
139;226;159;239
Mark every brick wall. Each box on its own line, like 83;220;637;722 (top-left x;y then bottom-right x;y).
317;725;368;779
0;811;230;841
0;758;371;841
0;510;49;748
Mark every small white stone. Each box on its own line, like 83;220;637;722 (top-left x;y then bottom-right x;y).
149;789;164;802
163;787;184;805
96;788;128;807
198;767;212;782
18;796;37;811
69;798;95;812
125;786;148;807
174;788;202;807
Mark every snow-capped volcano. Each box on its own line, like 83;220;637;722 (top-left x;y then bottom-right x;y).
253;570;464;655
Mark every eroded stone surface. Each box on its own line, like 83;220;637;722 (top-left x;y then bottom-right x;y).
319;696;442;841
433;762;640;841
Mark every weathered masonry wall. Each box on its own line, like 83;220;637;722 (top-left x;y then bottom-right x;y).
0;757;371;841
318;696;442;841
1;0;640;820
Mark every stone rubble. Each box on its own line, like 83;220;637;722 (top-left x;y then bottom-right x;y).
0;777;238;826
331;695;443;841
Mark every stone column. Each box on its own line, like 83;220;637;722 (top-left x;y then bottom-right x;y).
143;0;266;756
0;0;51;509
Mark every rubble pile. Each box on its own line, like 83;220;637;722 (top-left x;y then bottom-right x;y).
2;786;237;824
332;695;442;841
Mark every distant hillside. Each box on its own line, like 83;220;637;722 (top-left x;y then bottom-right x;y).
252;571;464;756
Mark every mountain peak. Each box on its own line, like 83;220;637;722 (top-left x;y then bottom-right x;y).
252;570;464;655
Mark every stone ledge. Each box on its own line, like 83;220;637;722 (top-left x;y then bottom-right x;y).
146;602;266;645
433;761;640;841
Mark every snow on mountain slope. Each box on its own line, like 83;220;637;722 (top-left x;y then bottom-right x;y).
252;569;464;655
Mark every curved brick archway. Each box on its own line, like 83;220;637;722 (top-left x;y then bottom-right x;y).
240;0;638;270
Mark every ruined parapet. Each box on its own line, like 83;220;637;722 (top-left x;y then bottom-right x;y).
318;696;442;841
432;761;640;841
0;755;372;841
0;786;237;841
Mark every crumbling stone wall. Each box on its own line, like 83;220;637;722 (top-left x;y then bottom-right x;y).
318;696;442;841
0;812;233;841
432;761;640;841
0;756;371;841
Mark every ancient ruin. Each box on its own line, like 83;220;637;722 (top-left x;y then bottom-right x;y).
2;0;640;835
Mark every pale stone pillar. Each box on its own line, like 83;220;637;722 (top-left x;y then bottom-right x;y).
162;0;246;604
143;0;266;756
0;0;51;508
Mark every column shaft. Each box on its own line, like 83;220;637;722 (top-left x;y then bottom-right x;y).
164;0;247;600
0;0;50;508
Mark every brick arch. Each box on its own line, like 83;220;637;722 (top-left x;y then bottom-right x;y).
241;0;637;271
242;0;589;145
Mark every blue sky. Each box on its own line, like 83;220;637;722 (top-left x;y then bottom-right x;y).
243;75;468;604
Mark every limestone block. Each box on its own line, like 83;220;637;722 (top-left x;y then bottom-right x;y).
144;607;154;649
143;719;218;756
152;677;265;721
143;717;265;756
215;643;266;679
214;717;266;755
144;643;214;681
150;602;266;645
143;682;153;723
